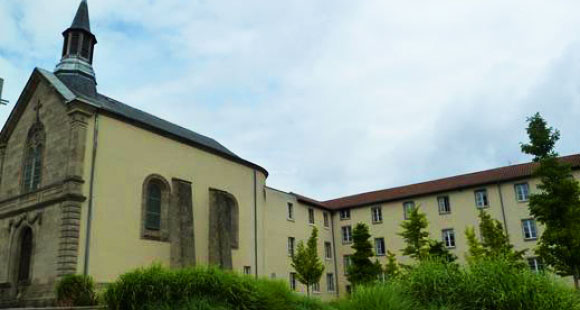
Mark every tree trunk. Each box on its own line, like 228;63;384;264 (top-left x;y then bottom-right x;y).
574;267;579;290
306;284;311;297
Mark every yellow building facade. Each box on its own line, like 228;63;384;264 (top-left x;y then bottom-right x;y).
0;1;579;307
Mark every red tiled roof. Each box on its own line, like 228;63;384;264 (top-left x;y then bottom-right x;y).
323;154;580;210
291;192;329;209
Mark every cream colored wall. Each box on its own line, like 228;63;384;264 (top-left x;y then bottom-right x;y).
263;187;337;300
84;114;266;282
333;172;580;294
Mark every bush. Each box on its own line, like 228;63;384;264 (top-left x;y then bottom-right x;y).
334;283;417;310
401;258;580;310
103;264;326;310
55;274;98;307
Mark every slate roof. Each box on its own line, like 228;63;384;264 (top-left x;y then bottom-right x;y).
70;0;92;33
35;68;268;176
323;154;580;209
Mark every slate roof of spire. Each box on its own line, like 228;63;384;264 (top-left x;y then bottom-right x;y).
69;0;91;33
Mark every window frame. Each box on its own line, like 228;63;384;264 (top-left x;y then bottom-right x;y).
287;202;294;221
371;206;383;223
442;228;456;248
326;273;335;292
474;189;489;208
341;225;353;244
343;255;352;274
243;266;252;275
437;196;451;215
289;272;297;291
339;209;351;220
324;241;333;259
288;237;295;257
308;208;315;225
527;257;544;272
141;175;171;241
374;237;386;256
522;219;538;240
323;212;330;228
403;201;415;219
514;183;530;202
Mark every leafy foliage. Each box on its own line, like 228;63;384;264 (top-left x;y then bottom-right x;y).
399;206;456;262
465;210;526;265
291;226;325;296
383;251;401;280
521;113;580;288
55;274;98;307
347;223;382;286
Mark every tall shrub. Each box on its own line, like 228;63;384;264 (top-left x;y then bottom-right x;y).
55;274;98;307
347;223;382;287
291;226;325;296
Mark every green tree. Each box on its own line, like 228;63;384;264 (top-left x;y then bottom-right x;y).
398;206;456;262
465;210;525;264
383;251;401;280
291;226;325;296
399;206;430;260
347;223;382;286
521;112;580;288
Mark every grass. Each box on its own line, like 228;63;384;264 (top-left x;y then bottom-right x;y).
100;259;580;310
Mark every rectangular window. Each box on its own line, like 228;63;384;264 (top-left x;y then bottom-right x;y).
442;229;456;248
340;209;351;220
403;201;415;219
288;237;295;257
343;255;352;274
70;33;80;55
371;206;383;223
438;196;451;214
312;282;320;293
528;257;544;272
325;241;333;259
270;273;276;279
374;237;386;256
475;189;489;208
323;212;330;228
522;219;537;240
308;208;315;224
287;202;294;220
243;266;251;275
289;272;297;290
326;273;335;292
515;183;530;202
342;226;353;244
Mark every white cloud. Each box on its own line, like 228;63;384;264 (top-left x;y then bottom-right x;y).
1;0;579;200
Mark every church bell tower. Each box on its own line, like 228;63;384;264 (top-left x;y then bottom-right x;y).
54;0;98;97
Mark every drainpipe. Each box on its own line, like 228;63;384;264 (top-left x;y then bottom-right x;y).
497;182;509;237
253;170;258;278
330;211;339;297
83;113;99;276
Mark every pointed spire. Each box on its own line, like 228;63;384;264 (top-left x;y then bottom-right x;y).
70;0;91;33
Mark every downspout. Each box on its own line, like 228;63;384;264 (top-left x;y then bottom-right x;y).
497;182;509;237
83;113;99;276
253;170;258;278
330;211;339;297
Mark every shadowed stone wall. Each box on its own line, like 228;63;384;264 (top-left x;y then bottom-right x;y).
169;179;195;268
208;189;239;269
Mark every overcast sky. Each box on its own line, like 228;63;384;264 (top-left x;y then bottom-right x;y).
1;0;579;200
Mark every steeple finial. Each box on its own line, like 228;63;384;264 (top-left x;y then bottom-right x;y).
54;0;98;96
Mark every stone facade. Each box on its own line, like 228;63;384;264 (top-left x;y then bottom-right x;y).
0;74;92;308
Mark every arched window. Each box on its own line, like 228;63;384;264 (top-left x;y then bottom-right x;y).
141;175;170;240
22;124;44;193
145;183;162;231
18;227;33;283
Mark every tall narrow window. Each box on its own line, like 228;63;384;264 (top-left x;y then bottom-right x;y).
326;273;335;292
323;212;330;228
371;206;383;223
81;34;91;59
343;255;352;274
515;183;530;202
287;202;294;220
342;226;353;244
308;208;315;224
475;189;489;208
442;229;456;248
22;123;44;193
141;175;170;240
438;196;451;214
18;227;33;283
145;183;162;230
403;201;415;219
325;241;332;259
374;238;386;256
288;237;295;257
289;272;297;290
522;219;537;240
70;33;80;55
528;257;544;272
243;266;251;275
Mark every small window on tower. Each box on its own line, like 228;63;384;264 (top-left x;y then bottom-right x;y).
81;35;91;59
70;33;80;55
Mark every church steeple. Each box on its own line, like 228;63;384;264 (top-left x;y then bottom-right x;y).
54;0;98;95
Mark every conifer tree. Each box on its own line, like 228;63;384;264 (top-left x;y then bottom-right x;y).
383;251;401;279
521;112;580;289
291;226;325;296
465;210;525;264
347;223;382;286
